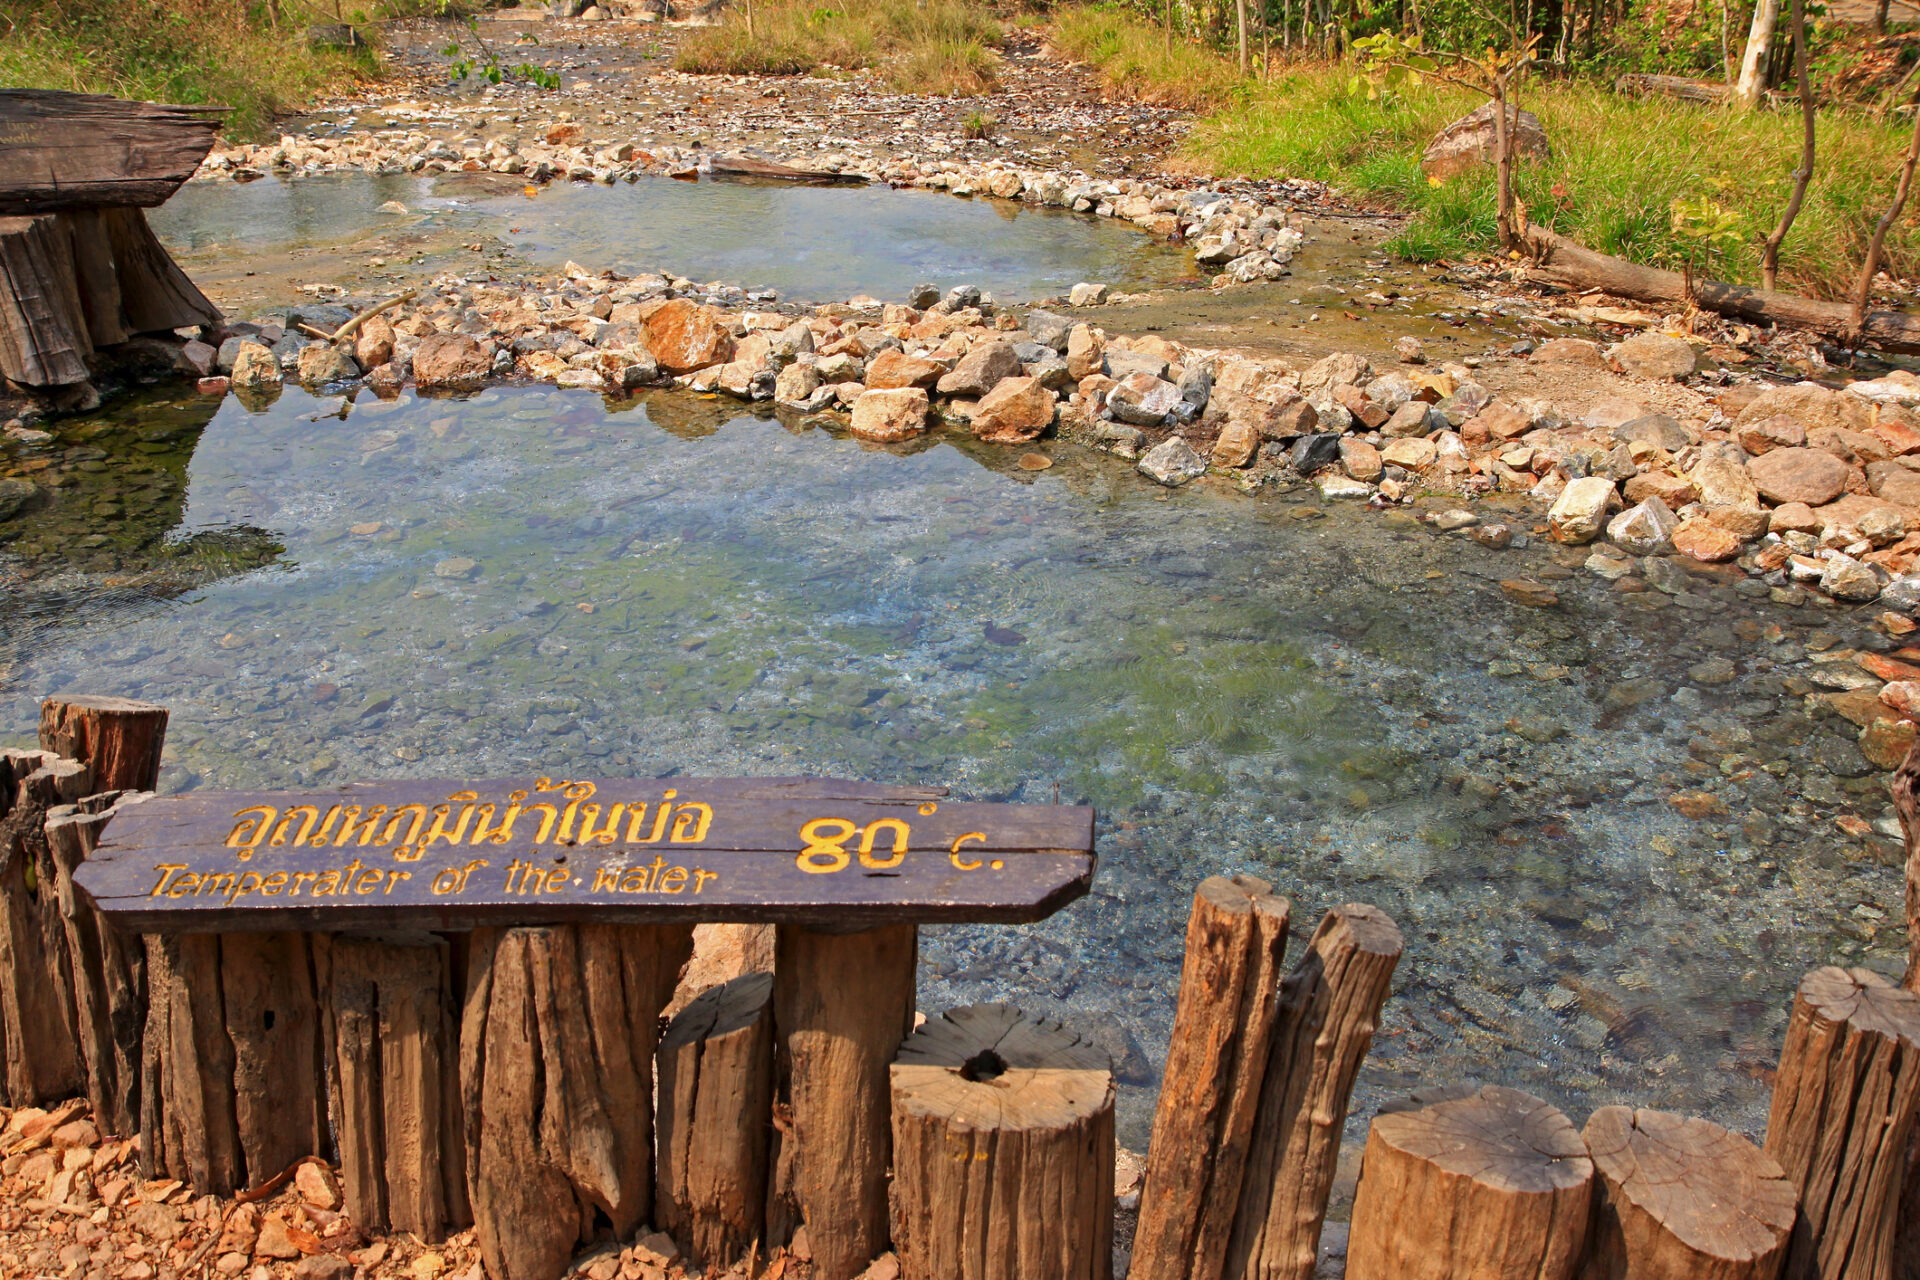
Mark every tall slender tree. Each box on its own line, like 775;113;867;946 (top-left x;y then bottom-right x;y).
1760;0;1814;291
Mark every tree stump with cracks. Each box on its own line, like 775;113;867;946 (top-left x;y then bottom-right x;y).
767;923;917;1280
1227;903;1403;1280
890;1004;1114;1280
1583;1105;1794;1280
1134;875;1290;1280
1346;1084;1591;1280
461;924;692;1280
657;970;775;1270
319;931;467;1241
1764;966;1920;1280
0;750;92;1108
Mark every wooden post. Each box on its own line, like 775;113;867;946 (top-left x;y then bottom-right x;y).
44;796;144;1136
1345;1085;1590;1280
1226;904;1403;1280
0;749;91;1108
890;1004;1115;1280
1584;1106;1795;1279
144;931;244;1193
462;923;692;1280
322;931;467;1241
1134;876;1290;1280
657;970;775;1270
39;694;168;792
767;923;917;1280
1763;966;1920;1280
225;932;327;1188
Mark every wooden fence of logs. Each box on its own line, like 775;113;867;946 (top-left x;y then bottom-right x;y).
5;693;1920;1280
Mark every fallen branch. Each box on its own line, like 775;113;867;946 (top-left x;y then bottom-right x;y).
1518;225;1920;354
294;290;419;346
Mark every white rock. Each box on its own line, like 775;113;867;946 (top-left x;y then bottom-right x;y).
1606;497;1679;555
1548;475;1619;544
1137;437;1208;486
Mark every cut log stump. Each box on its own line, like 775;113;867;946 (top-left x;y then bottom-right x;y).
461;923;692;1280
39;694;168;792
657;970;775;1270
767;923;917;1280
0;750;92;1108
1228;903;1403;1280
1346;1084;1591;1280
44;796;143;1136
321;931;466;1241
1583;1105;1794;1280
890;1004;1115;1280
1764;966;1920;1280
1134;875;1291;1280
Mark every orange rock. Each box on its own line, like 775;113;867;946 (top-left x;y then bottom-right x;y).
643;299;734;374
971;377;1055;445
1671;517;1742;562
1861;716;1918;770
1857;651;1920;682
1881;679;1920;718
849;387;929;442
1669;791;1728;819
864;349;943;390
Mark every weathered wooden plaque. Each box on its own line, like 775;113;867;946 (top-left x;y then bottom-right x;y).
76;777;1095;932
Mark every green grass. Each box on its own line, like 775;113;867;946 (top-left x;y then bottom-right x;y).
673;0;1006;95
0;0;375;140
1051;5;1243;109
1056;6;1920;299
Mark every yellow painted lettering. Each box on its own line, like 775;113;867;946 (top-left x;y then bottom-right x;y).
577;803;627;844
383;870;412;894
225;806;277;861
858;818;910;869
260;871;289;896
149;864;187;896
168;873;200;897
670;802;713;843
658;866;688;893
797;818;855;874
692;868;717;893
291;871;319;896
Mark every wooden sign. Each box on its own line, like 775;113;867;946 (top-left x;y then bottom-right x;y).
75;777;1096;932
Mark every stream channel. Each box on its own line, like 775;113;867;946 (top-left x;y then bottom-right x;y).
4;174;1911;1159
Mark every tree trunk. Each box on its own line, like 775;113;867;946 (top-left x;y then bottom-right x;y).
38;695;168;793
462;924;692;1280
1226;904;1403;1280
1133;876;1291;1280
0;750;91;1108
1733;0;1781;108
1763;966;1920;1280
767;924;917;1280
889;1003;1114;1280
1346;1085;1591;1280
657;970;775;1271
1760;0;1815;292
1236;0;1249;75
1518;224;1920;355
323;931;468;1241
1583;1106;1795;1279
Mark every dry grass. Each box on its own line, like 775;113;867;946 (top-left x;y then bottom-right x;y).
673;0;1005;96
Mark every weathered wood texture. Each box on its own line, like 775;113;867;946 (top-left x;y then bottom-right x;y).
768;923;918;1280
39;695;169;792
1583;1106;1795;1280
0;750;93;1108
321;931;467;1240
45;797;145;1137
890;1004;1115;1280
143;927;328;1195
657;971;775;1269
0;90;224;214
1763;966;1920;1280
1133;875;1291;1280
1346;1084;1591;1280
1227;903;1403;1280
461;924;693;1280
81;778;1096;931
0;208;219;387
1892;734;1920;1280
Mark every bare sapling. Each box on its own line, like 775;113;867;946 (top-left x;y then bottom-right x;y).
1849;93;1920;343
1759;0;1814;292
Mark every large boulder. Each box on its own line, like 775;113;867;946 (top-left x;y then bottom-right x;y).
849;388;929;442
229;341;281;392
936;341;1022;397
1421;101;1551;181
1106;373;1182;427
414;334;490;391
1748;447;1850;507
644;300;734;374
1609;333;1697;381
865;349;943;390
971;377;1055;444
1732;383;1875;436
1548;476;1618;544
1869;460;1920;509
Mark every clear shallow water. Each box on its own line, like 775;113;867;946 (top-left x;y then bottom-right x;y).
150;172;1195;303
1;385;1908;1152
